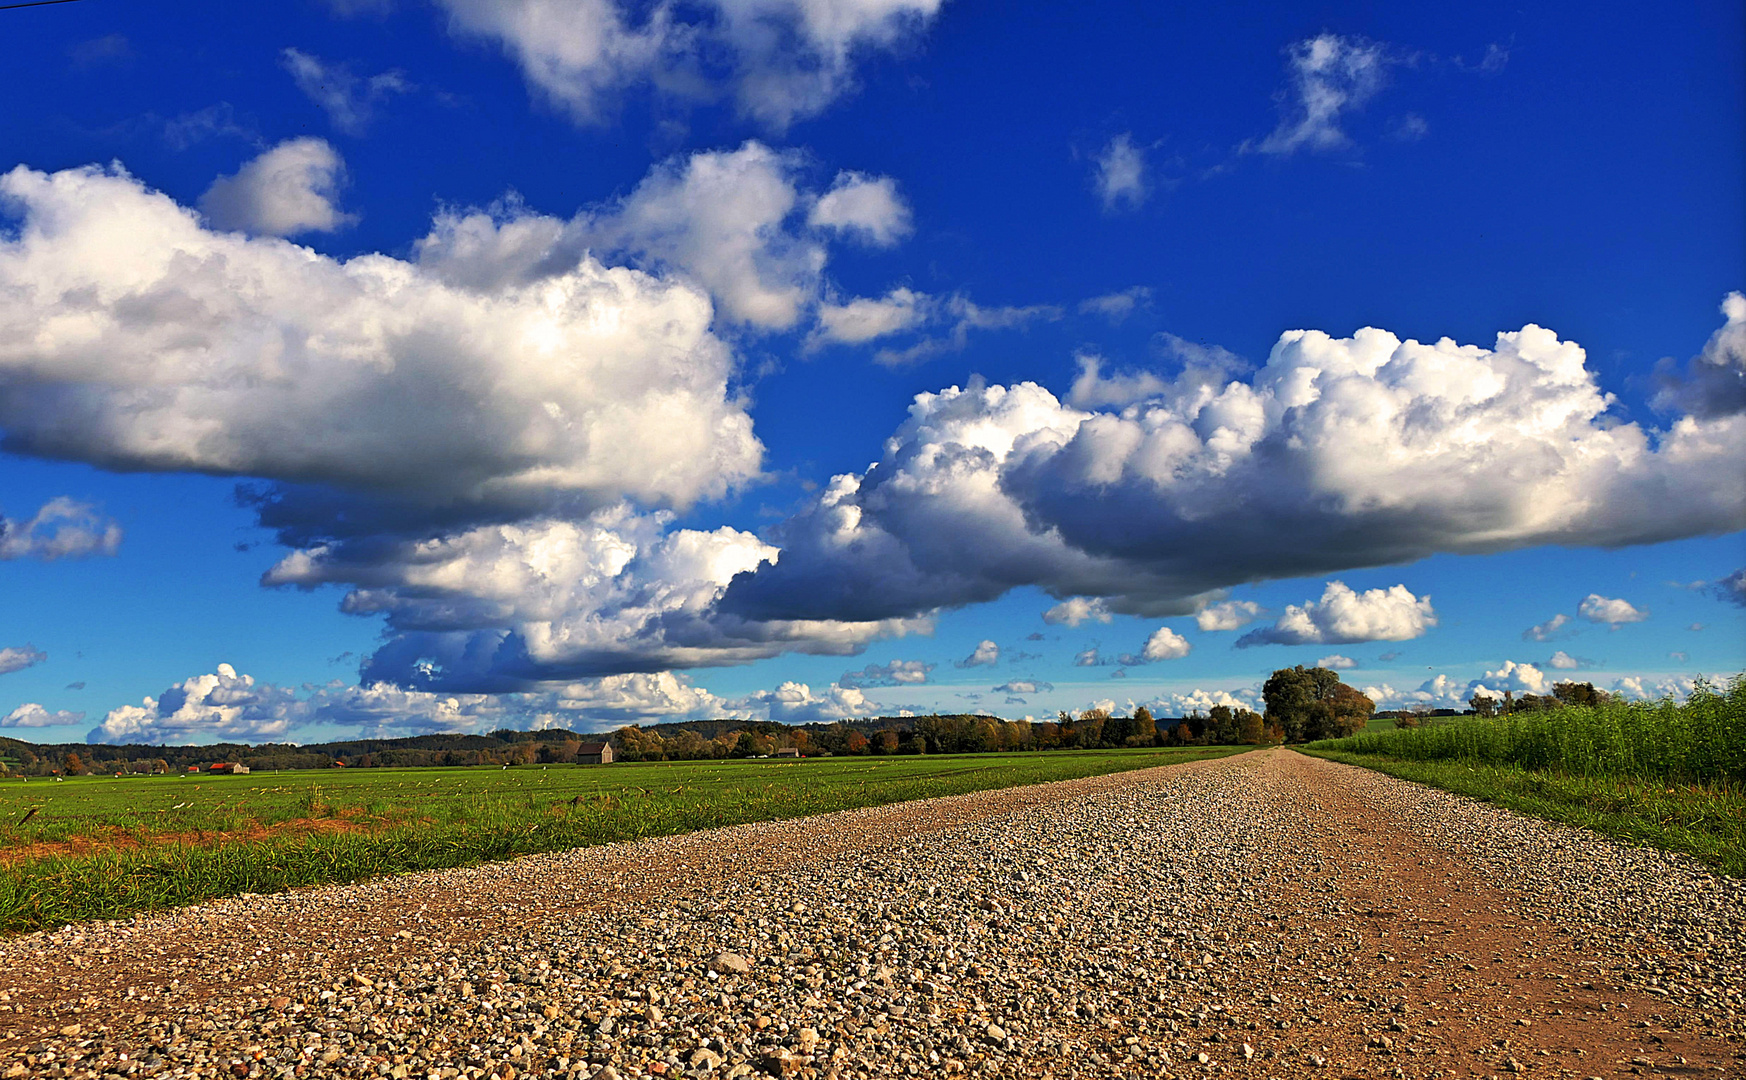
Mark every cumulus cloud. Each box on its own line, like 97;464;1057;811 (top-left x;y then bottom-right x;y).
1652;292;1746;419
2;703;84;728
1042;597;1111;627
1577;594;1648;628
1546;650;1590;670
838;658;933;688
871;295;1063;367
1120;626;1191;665
955;640;999;668
1709;568;1745;607
1252;33;1399;155
0;161;762;540
267;504;924;690
732;680;872;723
813;287;928;345
992;679;1051;695
0;646;47;676
807;172;912;246
199;138;357;236
419;142;913;335
281;48;411;134
1522;613;1574;642
1611;675;1698;702
1078;287;1151;322
1153;686;1260;716
1065;352;1168;410
1093;134;1149;212
1195;599;1264;632
1236;582;1434;647
0;498;122;560
720;306;1746;637
432;0;944;130
1316;654;1356;669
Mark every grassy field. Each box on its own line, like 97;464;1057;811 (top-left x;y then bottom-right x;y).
1304;674;1745;876
0;746;1241;934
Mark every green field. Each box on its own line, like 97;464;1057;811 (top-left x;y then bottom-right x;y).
0;746;1240;934
1304;674;1746;876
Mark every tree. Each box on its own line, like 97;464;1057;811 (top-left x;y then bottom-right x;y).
1131;705;1156;746
1552;681;1608;708
1469;692;1498;718
62;752;85;776
1262;666;1375;742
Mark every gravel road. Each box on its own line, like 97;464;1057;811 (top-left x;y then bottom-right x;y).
1;749;1740;1079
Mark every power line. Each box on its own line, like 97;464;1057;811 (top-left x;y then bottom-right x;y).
0;0;90;10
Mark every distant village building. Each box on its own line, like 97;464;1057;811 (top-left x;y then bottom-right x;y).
773;747;801;759
576;742;615;765
207;762;250;775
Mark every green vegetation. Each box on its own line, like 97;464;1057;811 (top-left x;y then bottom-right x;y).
0;746;1241;934
1304;674;1746;876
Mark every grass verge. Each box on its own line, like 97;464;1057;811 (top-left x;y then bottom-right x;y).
0;746;1241;934
1300;749;1746;877
1304;674;1745;877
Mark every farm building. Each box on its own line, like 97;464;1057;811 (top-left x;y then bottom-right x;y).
576;742;615;765
207;762;250;775
773;747;801;759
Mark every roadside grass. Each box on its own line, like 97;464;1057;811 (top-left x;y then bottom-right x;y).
1304;674;1745;876
0;746;1241;934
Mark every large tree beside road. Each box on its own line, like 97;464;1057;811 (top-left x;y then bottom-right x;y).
1263;665;1375;742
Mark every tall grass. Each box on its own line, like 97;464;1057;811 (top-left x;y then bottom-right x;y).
1305;674;1746;875
1315;674;1745;785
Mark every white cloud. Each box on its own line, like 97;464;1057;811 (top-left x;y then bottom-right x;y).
0;646;47;676
1362;673;1469;710
1042;597;1111;627
432;0;944;130
0;498;122;561
992;679;1051;695
1546;650;1588;670
1153;686;1260;716
0;161;762;536
732;680;872;723
813;287;928;345
872;295;1063;367
1316;654;1357;669
1652;292;1746;419
1072;648;1102;667
1522;612;1574;642
1078;286;1151;322
2;703;84;729
93;663;304;744
839;658;933;688
1065;352;1168;410
1093;133;1149;212
807;171;911;246
1710;568;1745;607
1578;594;1649;628
1237;582;1434;647
199;138;357;236
1252;33;1398;155
1611;675;1698;703
1121;626;1190;664
720;306;1746;636
422;143;912;335
267;504;924;689
1195;599;1263;632
281;48;410;135
1475;660;1553;697
955;640;999;668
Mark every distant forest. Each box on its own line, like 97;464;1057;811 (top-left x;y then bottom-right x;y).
1;706;1258;775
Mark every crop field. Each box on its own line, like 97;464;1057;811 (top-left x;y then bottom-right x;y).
1305;674;1746;875
0;745;1241;934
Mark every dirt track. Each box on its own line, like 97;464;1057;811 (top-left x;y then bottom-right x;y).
1;749;1740;1078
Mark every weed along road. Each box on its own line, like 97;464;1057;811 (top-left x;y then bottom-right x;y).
1;750;1740;1079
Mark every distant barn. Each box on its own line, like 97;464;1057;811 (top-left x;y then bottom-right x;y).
576;742;614;765
207;762;250;775
773;747;801;759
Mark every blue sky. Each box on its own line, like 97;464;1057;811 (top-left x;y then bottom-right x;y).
1;0;1741;745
